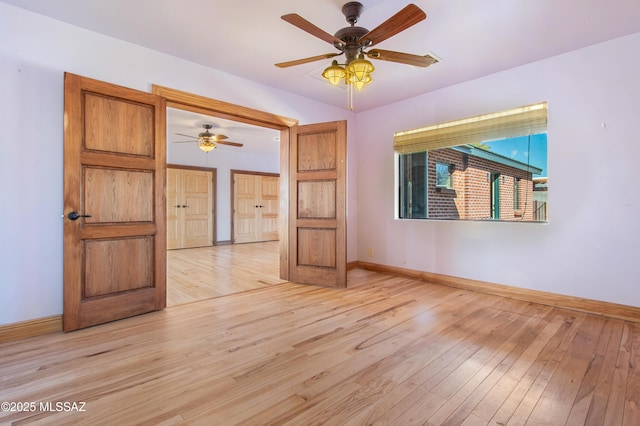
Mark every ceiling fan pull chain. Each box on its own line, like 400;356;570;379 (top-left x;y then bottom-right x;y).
348;83;354;110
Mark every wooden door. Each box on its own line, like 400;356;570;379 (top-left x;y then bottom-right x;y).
63;73;166;332
167;168;213;249
260;176;279;241
183;170;213;247
233;173;259;243
289;121;347;288
166;168;181;249
233;173;279;243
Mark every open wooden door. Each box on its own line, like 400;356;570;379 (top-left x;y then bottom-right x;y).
289;121;347;288
63;73;166;331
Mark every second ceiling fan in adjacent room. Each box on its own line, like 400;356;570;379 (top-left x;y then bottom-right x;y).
174;124;244;153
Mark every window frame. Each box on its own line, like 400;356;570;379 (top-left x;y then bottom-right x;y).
435;161;453;189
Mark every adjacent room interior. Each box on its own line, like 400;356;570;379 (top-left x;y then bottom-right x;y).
164;107;286;306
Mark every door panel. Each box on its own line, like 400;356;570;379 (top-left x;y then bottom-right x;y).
233;173;280;243
84;238;153;297
84;93;154;156
233;174;259;243
84;168;154;223
298;228;336;267
183;171;213;248
166;167;214;249
298;181;336;218
166;169;180;249
289;121;346;288
63;73;166;332
260;176;280;241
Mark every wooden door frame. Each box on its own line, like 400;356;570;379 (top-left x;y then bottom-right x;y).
167;164;217;245
152;85;298;280
230;170;280;245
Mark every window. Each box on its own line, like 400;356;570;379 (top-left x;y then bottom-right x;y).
435;162;453;189
396;103;548;222
399;152;427;219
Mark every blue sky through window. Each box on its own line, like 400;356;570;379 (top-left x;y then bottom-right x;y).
482;133;547;177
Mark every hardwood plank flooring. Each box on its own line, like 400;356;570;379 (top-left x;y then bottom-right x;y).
167;241;286;306
1;269;639;425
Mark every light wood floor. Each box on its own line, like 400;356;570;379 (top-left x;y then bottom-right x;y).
167;241;287;306
1;270;639;425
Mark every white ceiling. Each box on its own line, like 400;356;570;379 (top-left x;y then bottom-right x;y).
4;0;640;112
4;0;640;149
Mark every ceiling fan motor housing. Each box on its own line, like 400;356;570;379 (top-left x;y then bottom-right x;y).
199;124;214;138
334;26;370;63
342;2;364;25
337;2;370;63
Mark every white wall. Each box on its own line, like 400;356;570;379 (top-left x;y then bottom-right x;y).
0;3;357;325
356;32;640;307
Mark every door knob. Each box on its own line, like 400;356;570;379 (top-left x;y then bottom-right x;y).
67;211;92;221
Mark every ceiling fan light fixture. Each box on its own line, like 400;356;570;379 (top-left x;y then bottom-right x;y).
346;53;374;82
198;140;217;153
322;60;347;85
348;72;372;90
198;133;217;152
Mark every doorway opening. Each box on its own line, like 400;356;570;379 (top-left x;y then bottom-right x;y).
154;85;297;306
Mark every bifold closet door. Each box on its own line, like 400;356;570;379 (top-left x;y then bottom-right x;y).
167;168;213;249
233;173;279;244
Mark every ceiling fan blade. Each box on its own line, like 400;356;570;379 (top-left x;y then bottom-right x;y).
281;13;345;47
359;4;426;47
367;49;438;67
213;134;229;141
275;53;340;68
173;140;197;144
217;141;243;147
175;133;196;139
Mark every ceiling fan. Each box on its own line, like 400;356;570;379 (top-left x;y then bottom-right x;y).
174;124;243;153
276;2;437;90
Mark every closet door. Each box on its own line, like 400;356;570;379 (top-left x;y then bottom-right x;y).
183;170;213;247
234;174;259;243
166;168;181;249
167;168;213;249
260;176;279;241
233;173;279;243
